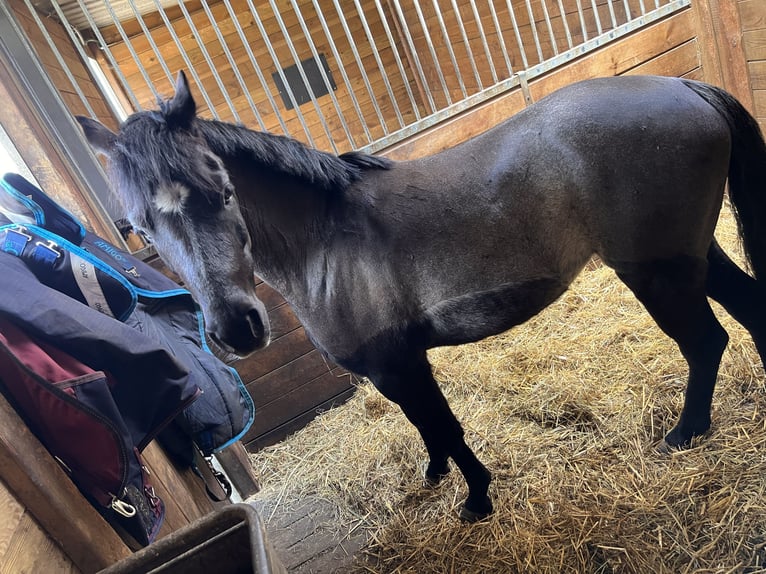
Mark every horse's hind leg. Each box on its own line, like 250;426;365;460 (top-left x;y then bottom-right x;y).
370;354;492;522
706;240;766;362
615;256;729;447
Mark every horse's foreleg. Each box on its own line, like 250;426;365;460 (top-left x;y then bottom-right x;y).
616;256;729;447
371;358;493;522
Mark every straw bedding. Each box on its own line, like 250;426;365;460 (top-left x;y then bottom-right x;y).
249;206;766;573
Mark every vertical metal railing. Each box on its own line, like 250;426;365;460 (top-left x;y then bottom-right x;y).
20;0;689;155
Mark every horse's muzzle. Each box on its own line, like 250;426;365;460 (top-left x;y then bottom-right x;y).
207;300;271;358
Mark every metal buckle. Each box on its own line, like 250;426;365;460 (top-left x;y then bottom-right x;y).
2;227;32;256
32;239;61;265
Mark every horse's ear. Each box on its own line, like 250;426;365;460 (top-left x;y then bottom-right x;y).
164;70;196;128
76;116;117;157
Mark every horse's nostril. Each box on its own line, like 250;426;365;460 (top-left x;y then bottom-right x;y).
246;307;270;345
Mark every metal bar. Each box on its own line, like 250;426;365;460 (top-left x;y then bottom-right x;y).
412;0;453;105
450;0;484;90
524;0;545;63
313;0;374;139
146;0;219;117
0;2;127;243
606;0;619;28
390;0;437;114
244;0;315;145
575;0;589;41
23;0;97;117
219;0;277;132
363;0;689;153
333;0;391;127
372;0;420;123
505;0;530;69
99;0;161;104
175;0;240;122
289;0;356;149
467;0;499;83
555;0;575;49
123;0;174;87
267;0;337;152
351;0;405;130
589;0;604;35
622;0;632;21
431;0;468;100
487;0;514;76
72;0;140;111
540;0;560;56
198;0;262;126
522;0;687;77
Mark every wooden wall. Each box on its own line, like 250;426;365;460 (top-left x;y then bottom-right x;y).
1;480;79;573
396;0;658;110
97;0;419;152
740;0;766;131
385;7;702;159
0;389;232;573
5;0;121;241
91;0;670;152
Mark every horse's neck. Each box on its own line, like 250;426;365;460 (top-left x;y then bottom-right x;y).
237;177;335;297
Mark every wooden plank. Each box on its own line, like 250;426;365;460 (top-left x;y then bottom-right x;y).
246;349;332;406
623;40;700;78
244;386;357;451
268;302;303;340
751;60;766;90
743;29;766;61
738;0;766;32
214;442;260;499
0;393;131;572
141;441;226;537
232;327;317;383
1;511;79;574
255;281;287;313
0;479;25;562
692;0;754;111
754;90;766;117
244;368;356;442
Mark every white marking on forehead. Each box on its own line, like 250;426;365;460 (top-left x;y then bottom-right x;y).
154;182;189;214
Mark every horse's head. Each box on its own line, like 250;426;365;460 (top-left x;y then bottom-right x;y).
77;71;270;357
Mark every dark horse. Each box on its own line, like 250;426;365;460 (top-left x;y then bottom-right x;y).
79;71;766;521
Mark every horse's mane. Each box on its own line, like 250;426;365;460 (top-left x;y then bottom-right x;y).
197;119;392;192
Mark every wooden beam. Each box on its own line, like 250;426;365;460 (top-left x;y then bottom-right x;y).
691;0;754;112
0;393;131;572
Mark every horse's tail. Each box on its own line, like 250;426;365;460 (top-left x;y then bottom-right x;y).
683;79;766;282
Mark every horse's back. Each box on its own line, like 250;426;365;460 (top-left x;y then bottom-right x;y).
476;75;732;266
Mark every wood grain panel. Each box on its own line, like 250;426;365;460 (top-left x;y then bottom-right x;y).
750;60;766;89
0;393;130;572
385;8;696;161
738;0;766;32
243;367;356;445
743;29;766;60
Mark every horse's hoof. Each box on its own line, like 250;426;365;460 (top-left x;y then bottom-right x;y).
663;421;709;451
424;474;442;488
424;463;450;488
459;498;493;523
656;439;676;455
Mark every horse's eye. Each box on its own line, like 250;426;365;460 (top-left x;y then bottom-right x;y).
224;184;234;206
